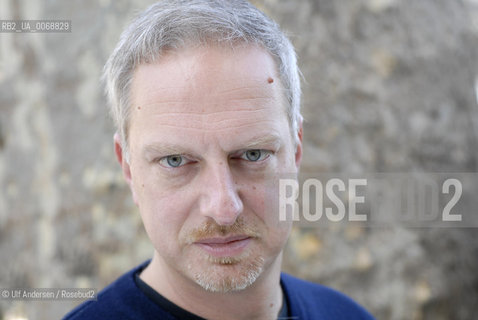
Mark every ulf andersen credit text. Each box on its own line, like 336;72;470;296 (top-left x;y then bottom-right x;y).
1;288;97;301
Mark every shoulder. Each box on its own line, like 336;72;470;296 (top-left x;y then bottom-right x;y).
281;273;375;320
62;260;172;320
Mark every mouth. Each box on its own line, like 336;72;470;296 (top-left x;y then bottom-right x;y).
194;235;252;257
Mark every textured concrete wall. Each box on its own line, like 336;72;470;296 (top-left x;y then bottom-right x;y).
0;0;477;319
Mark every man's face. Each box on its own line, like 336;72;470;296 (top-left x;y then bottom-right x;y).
118;44;302;292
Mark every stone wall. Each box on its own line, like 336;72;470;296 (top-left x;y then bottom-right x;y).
0;0;477;319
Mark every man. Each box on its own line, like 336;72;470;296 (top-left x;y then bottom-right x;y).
64;1;374;319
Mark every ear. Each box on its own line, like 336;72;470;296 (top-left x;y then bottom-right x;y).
295;120;303;169
114;133;138;205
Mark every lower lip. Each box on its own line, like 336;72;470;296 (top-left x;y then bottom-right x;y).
195;238;252;257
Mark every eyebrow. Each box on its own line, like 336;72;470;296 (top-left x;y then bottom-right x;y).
240;134;282;151
142;134;282;157
143;144;190;157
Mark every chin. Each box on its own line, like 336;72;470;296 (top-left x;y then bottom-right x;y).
190;255;266;293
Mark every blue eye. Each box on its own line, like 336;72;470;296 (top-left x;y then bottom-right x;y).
159;155;186;168
241;149;270;162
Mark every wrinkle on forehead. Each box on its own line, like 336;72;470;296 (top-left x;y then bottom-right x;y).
131;83;285;132
144;118;279;132
140;108;269;122
134;105;282;134
130;79;284;132
132;82;280;115
133;80;275;100
137;96;275;111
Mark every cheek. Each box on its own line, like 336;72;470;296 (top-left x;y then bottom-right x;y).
131;171;193;251
243;179;291;235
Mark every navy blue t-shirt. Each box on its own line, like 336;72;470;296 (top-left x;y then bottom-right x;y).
63;260;375;319
133;270;289;319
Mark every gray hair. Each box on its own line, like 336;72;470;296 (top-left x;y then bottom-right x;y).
103;0;302;159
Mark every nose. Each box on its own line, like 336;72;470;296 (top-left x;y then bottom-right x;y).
198;161;243;226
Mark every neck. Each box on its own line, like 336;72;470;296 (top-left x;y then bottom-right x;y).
140;251;284;320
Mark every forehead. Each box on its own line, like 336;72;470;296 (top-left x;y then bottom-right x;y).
128;45;289;150
131;45;282;106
